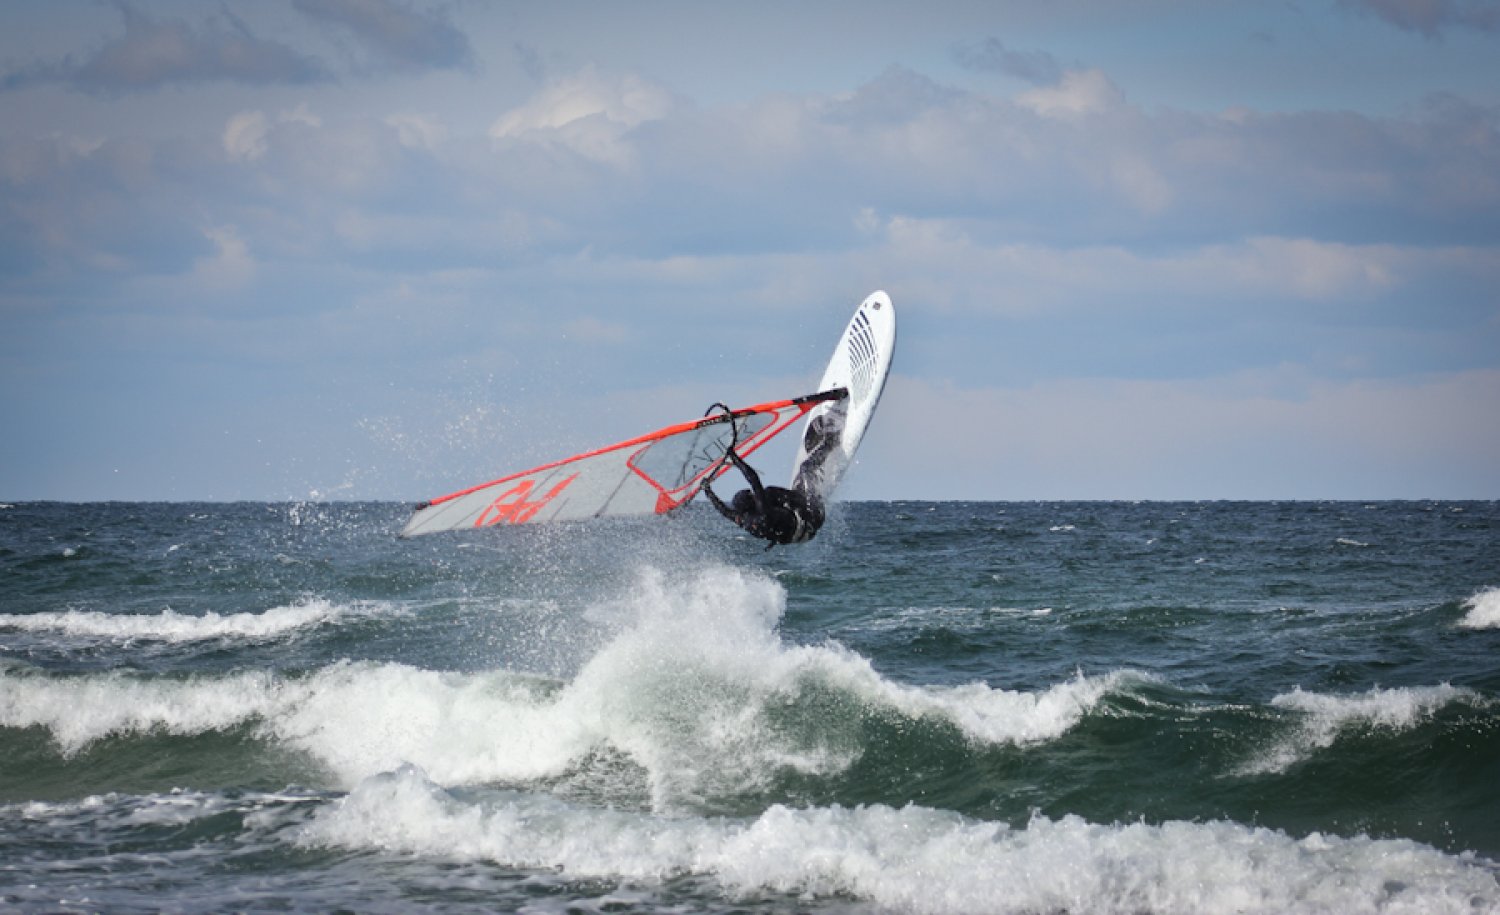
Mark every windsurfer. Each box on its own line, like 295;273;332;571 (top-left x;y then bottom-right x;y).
701;444;824;547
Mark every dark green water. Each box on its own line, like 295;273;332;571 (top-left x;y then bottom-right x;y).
2;501;1498;913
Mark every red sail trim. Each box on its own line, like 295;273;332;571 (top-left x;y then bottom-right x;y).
632;397;823;513
419;389;845;510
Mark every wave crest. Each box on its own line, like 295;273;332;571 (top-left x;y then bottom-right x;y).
1458;587;1500;630
0;599;365;644
1239;683;1482;775
1;566;1139;807
299;765;1500;915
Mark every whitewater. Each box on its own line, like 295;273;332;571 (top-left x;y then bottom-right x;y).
2;500;1497;913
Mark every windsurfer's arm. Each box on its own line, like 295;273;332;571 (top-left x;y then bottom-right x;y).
726;446;768;507
700;478;737;521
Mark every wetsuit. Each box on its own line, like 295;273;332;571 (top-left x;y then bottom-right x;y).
702;446;824;546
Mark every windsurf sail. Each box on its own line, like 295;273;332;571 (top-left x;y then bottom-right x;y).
400;388;848;538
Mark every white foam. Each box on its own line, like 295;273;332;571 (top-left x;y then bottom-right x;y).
1241;684;1481;775
1;666;283;756
547;565;1136;806
851;604;1057;631
299;765;1500;914
3;787;318;837
0;599;373;644
272;566;1135;802
1458;587;1500;630
1;566;1135;805
0;660;546;769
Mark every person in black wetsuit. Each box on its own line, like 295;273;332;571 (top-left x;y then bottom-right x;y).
701;444;824;547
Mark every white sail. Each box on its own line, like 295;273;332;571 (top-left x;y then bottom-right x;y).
401;389;848;537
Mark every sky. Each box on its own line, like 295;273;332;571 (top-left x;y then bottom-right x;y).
1;0;1498;502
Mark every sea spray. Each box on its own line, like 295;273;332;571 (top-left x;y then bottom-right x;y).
1;564;1141;804
1459;587;1500;630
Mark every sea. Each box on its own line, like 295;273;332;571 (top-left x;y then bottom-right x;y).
1;499;1498;914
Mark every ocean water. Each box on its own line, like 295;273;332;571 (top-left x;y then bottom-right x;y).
1;499;1498;914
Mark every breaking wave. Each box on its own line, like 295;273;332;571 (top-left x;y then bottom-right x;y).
1458;587;1500;630
298;764;1500;915
1;565;1139;807
0;599;373;644
1239;683;1484;775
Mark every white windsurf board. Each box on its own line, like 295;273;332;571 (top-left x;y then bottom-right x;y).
790;290;896;501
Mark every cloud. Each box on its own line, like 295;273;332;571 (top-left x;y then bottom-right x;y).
866;368;1500;499
0;0;478;95
281;102;324;128
4;8;1500;501
223;104;327;162
12;60;1499;299
1337;0;1500;36
0;134;219;279
385;112;448;151
825;65;964;124
1214;236;1396;299
293;0;474;72
493;65;677;135
191;225;255;290
223;111;271;162
1;3;328;95
952;37;1064;86
489;65;680;167
6;60;1497;381
1015;69;1126;117
864;221;1406;312
512;41;549;81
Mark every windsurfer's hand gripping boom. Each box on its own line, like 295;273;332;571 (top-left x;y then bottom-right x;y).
700;404;824;547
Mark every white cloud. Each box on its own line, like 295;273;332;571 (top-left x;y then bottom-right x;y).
489;65;679;166
223;104;328;163
257;118;408;198
385;112;447;151
1109;153;1174;214
280;102;323;129
1199;237;1397;300
853;207;883;235
191;225;255;290
493;66;676;134
223;110;270;161
1015;69;1124;118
